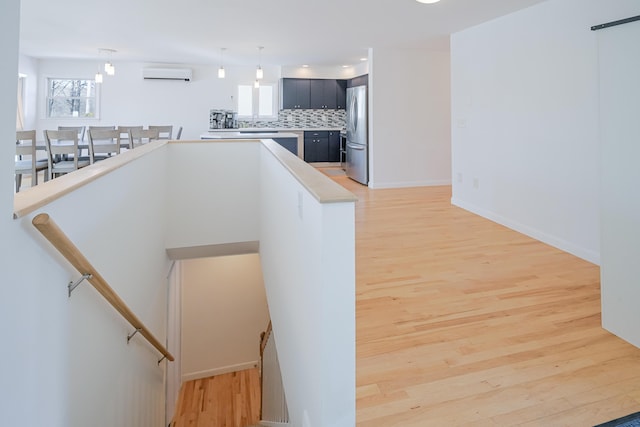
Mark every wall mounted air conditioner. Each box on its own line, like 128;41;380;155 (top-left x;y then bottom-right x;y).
142;67;192;81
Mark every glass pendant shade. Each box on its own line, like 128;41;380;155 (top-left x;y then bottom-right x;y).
218;67;225;78
95;71;103;83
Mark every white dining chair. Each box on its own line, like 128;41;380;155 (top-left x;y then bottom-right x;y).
44;129;90;180
88;128;121;164
15;130;48;192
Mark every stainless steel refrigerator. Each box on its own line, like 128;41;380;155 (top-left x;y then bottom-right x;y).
345;85;368;185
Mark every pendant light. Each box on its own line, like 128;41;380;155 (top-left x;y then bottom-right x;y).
95;68;103;84
99;48;117;76
256;46;264;80
218;47;226;79
254;79;260;88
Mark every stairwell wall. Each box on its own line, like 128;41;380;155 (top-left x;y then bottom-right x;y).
6;150;171;426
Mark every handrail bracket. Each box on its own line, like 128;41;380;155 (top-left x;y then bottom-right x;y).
127;328;142;344
68;273;92;297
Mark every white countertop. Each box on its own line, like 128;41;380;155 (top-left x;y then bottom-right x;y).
205;127;343;133
201;131;299;139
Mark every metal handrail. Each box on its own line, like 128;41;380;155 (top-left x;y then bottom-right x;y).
32;213;174;363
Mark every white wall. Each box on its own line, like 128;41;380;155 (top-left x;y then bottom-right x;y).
6;150;171;426
1;0;29;424
18;54;39;130
369;47;451;188
259;148;356;427
164;141;260;248
598;19;640;348
29;59;281;140
181;254;269;381
450;0;640;264
282;63;368;79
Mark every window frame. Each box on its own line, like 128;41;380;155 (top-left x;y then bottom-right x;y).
44;77;101;120
236;81;278;121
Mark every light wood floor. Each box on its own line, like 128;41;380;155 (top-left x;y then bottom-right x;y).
171;171;640;426
171;368;261;427
325;173;640;427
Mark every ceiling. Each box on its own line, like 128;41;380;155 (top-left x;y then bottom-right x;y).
19;0;548;68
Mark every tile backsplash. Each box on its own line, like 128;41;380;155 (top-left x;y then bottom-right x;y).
238;109;346;129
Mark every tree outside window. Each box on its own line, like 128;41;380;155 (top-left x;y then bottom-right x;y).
46;78;99;118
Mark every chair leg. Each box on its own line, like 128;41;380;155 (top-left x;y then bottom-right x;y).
15;174;21;193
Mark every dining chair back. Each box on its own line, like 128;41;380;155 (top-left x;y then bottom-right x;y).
57;126;85;142
117;126;143;150
148;125;173;140
130;128;160;148
15;130;48;192
43;129;90;180
175;126;183;140
88;128;121;164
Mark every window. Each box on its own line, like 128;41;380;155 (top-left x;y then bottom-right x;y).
46;78;99;118
237;83;277;120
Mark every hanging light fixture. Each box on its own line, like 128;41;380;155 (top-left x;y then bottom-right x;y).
254;79;260;88
218;48;226;78
99;48;117;76
95;68;103;84
256;46;264;80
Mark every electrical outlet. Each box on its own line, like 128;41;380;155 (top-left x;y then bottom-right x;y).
457;173;463;184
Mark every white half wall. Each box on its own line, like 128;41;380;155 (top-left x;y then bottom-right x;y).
450;0;640;264
369;47;451;188
259;147;356;427
180;254;269;381
598;19;640;348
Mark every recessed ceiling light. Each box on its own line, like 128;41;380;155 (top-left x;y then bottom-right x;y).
342;65;350;68
360;58;367;61
416;0;440;3
302;64;309;68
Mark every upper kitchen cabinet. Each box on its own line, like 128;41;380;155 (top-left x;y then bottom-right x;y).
310;79;339;109
336;80;347;110
281;78;311;109
281;78;347;110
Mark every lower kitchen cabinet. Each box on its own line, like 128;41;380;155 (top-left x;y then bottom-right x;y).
273;137;298;155
328;131;340;162
304;130;342;163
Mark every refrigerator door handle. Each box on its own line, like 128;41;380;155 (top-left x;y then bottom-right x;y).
347;143;365;150
352;96;358;133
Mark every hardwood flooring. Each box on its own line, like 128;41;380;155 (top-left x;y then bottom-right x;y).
325;173;640;427
171;170;640;426
171;368;261;427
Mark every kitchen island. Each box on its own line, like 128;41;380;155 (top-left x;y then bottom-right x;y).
201;131;301;156
202;128;343;165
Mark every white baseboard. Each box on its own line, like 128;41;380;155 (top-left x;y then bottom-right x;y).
181;360;259;382
260;422;290;427
451;197;600;265
369;179;451;189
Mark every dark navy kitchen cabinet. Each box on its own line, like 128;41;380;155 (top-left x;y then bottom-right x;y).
282;78;347;111
336;80;347;109
304;131;329;162
281;78;311;109
328;131;341;162
310;79;338;109
273;137;298;155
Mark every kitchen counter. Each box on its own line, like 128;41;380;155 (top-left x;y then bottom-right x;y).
204;127;343;133
200;131;299;139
